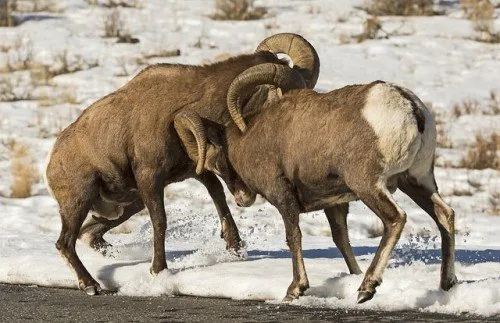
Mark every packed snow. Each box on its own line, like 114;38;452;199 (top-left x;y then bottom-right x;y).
0;0;499;318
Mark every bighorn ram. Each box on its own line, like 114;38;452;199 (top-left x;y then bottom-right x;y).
175;64;457;303
44;33;320;295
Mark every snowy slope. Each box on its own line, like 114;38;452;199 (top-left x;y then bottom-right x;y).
0;0;499;317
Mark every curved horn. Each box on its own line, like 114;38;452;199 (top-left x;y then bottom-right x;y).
227;63;305;132
173;111;207;175
256;33;320;89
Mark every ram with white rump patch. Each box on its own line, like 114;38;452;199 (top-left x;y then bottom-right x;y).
174;64;457;303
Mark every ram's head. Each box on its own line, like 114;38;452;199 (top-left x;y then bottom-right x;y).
229;33;320;132
174;111;256;207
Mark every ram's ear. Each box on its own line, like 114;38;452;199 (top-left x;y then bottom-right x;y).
202;124;225;175
174;111;207;175
206;125;225;148
267;87;282;104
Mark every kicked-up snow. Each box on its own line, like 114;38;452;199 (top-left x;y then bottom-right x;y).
0;0;499;318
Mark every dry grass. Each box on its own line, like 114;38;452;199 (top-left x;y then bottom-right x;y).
460;133;499;170
0;0;15;27
102;0;142;8
37;86;78;106
103;9;123;37
0;73;32;101
35;103;79;138
85;0;141;7
15;0;61;13
52;50;99;76
264;18;279;30
0;75;17;101
102;9;135;42
211;0;267;21
461;0;494;19
338;32;352;45
6;38;33;72
354;16;414;44
436;129;454;149
364;0;436;16
488;90;500;115
427;102;454;148
357;16;384;42
452;98;483;117
59;87;78;105
29;51;99;85
489;190;500;216
461;0;500;43
143;49;181;60
452;92;500;117
426;102;446;125
9;140;39;198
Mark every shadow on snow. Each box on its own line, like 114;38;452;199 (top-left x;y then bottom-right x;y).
245;247;500;265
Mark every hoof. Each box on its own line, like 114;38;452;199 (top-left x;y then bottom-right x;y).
84;284;102;296
239;240;248;249
283;283;307;303
282;295;296;303
229;247;247;260
441;275;458;291
150;265;167;277
226;240;248;259
357;290;375;304
100;289;117;295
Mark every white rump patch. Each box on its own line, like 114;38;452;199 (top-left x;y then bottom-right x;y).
362;83;421;176
396;86;438;189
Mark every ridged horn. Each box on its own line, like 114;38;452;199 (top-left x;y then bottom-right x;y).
256;33;320;89
227;63;306;132
173;111;207;175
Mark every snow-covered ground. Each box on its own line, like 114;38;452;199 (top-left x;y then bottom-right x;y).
0;0;499;317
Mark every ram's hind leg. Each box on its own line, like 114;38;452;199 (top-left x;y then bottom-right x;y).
324;204;362;275
354;184;407;303
54;180;110;295
79;200;145;254
398;172;457;291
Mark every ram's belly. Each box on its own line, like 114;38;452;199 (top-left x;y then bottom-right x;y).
301;193;358;212
295;180;358;212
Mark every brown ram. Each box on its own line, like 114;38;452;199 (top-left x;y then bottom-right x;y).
176;63;457;304
44;33;320;295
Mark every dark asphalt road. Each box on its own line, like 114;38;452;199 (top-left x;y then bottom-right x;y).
0;284;497;322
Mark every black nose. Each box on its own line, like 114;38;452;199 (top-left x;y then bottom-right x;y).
236;202;242;207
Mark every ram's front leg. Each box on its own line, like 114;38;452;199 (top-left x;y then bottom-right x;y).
269;181;309;302
136;167;168;275
196;172;243;254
